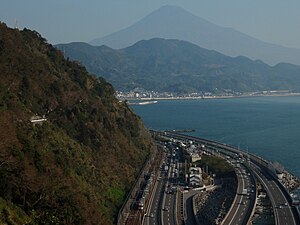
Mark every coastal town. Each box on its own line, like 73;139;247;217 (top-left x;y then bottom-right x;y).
117;89;300;101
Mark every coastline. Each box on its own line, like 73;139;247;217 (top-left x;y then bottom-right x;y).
124;93;300;102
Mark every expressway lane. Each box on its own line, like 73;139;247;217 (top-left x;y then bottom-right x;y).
157;131;299;225
222;169;249;225
155;131;257;225
144;172;163;225
200;144;256;225
144;161;170;225
214;152;256;225
162;189;177;225
161;146;179;225
251;162;296;225
144;144;179;225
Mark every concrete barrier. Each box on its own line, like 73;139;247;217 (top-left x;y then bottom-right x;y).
192;193;201;225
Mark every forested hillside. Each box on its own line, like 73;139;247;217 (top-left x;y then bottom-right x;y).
56;39;300;94
0;23;154;225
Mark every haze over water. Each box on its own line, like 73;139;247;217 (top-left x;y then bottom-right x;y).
131;96;300;178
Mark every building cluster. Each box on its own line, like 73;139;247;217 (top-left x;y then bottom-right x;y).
116;89;174;99
183;143;202;162
179;141;209;188
117;89;297;100
116;89;241;100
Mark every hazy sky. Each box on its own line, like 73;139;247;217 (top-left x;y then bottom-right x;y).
1;0;300;48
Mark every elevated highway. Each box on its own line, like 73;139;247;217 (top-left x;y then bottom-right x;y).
155;131;300;225
221;165;256;225
251;162;296;225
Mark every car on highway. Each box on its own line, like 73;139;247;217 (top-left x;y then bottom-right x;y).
277;205;283;209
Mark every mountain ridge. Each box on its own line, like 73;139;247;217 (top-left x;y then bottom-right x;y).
56;38;300;94
89;5;300;65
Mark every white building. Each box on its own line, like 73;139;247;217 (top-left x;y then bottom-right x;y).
190;153;201;162
30;115;47;125
189;166;203;187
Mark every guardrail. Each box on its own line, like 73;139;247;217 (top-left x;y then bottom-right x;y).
152;130;300;225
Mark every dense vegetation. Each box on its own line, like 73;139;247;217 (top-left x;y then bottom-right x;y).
195;155;235;178
0;23;155;224
56;38;300;94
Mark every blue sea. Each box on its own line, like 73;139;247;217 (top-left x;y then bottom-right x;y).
131;96;300;178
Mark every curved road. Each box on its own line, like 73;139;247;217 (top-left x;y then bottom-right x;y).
159;131;299;225
251;162;296;225
222;167;255;225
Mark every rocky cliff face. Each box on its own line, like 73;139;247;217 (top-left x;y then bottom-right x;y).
0;22;154;225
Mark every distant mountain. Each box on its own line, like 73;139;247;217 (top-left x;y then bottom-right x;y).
0;23;154;225
89;5;300;66
56;38;300;94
